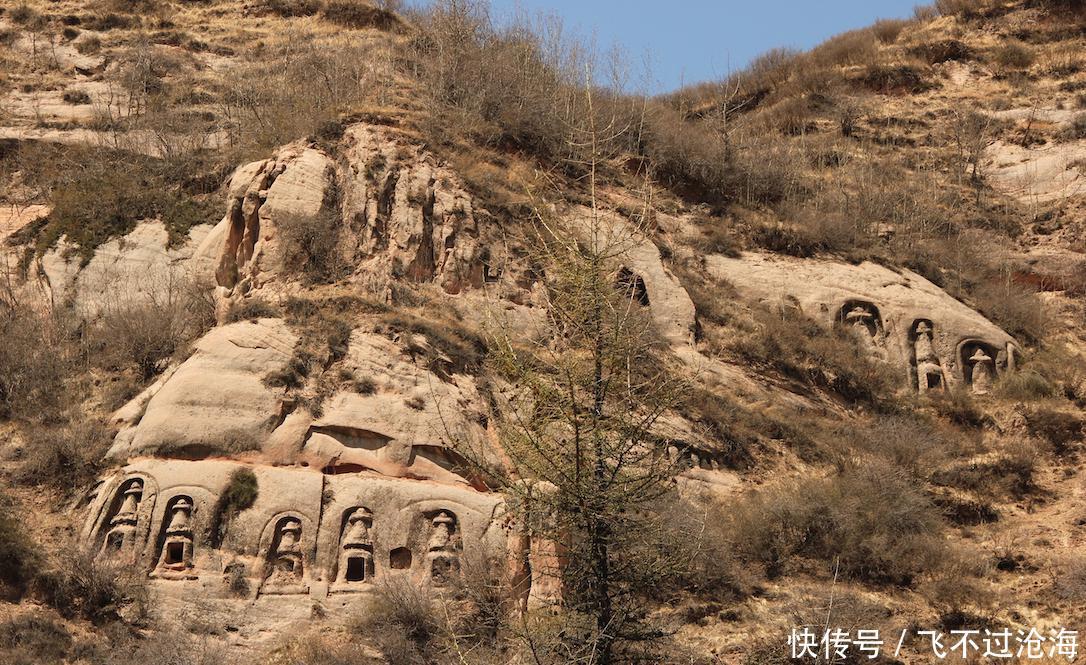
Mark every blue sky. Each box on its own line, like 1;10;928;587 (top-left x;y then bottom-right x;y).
409;1;925;93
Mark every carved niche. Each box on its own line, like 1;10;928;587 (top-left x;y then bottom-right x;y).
99;478;145;561
152;496;197;579
836;301;883;354
910;320;945;394
261;515;309;595
426;510;462;585
333;507;374;589
964;345;995;395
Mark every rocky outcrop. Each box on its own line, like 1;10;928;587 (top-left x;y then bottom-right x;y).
708;252;1019;393
205;126;521;305
109;318;298;459
83;458;506;603
38;221;216;313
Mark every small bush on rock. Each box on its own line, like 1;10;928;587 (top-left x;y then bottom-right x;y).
210;468;258;546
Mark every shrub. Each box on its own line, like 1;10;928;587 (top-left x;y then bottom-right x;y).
34;551;149;624
62;89;91;105
379;311;487;375
210;468;258;546
1063;112;1086;139
75;35;102;54
10;3;39;25
807;28;878;68
872;18;910;43
994;368;1056;400
860;64;935;94
728;304;896;404
0;303;73;423
107;0;160;12
322;0;401;30
747;222;826;258
446;554;513;647
729;463;946;584
1026;408;1083;453
649;499;751;600
276;637;375;665
36;150;218;264
98;629;227;665
0;494;41;601
935;0;989;18
909;39;974;64
929;389;989;428
277;171;350;284
351;577;444;663
224;297;282;323
17;418;112;493
824;413;978;479
932;438;1039;499
0;612;72;664
992;42;1035;70
970;279;1047;345
692;220;742;257
93;280;216;380
260;0;321;17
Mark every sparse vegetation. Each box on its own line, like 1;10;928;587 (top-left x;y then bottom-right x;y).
0;612;72;665
727;303;896;404
17;417;112;492
729;463;948;584
33;551;150;624
210;468;258;546
0;0;1085;662
0;493;41;601
224;297;282;323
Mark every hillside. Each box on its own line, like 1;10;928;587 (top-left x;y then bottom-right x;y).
0;0;1085;664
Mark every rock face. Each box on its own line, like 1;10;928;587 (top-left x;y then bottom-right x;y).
76;121;1030;630
82;459;506;601
109;319;298;459
206;126;519;304
38;221;215;313
708;252;1019;393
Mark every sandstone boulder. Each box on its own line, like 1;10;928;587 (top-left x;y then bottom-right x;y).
109;319;298;459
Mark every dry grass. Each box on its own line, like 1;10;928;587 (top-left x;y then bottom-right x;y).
728;462;947;584
16;417;112;492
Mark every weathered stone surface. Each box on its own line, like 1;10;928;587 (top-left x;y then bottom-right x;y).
109;319;297;459
84;458;507;600
211;147;335;292
38;221;215;313
707;252;1019;390
299;331;490;486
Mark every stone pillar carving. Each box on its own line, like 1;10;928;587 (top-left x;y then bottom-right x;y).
912;321;944;393
426;510;461;585
262;517;308;594
100;479;143;560
967;348;994;395
334;508;374;587
153;496;197;579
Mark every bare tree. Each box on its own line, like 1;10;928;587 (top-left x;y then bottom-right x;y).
464;86;686;664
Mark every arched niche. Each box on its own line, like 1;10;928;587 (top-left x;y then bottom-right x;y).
257;512;313;595
956;339;1000;394
150;494;198;580
330;506;375;591
96;475;156;563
